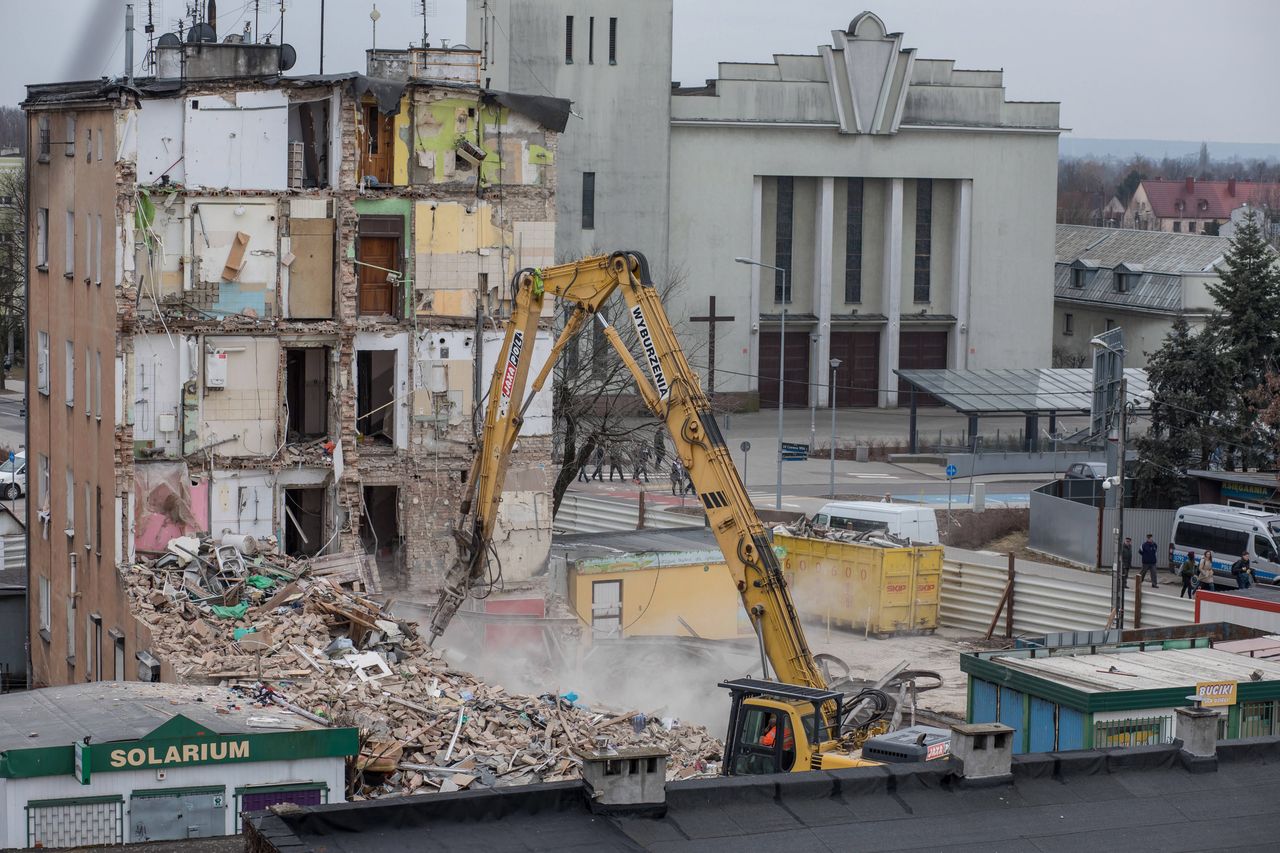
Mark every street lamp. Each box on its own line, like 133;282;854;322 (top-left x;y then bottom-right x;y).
829;358;842;498
1090;334;1127;629
735;256;787;510
809;333;819;451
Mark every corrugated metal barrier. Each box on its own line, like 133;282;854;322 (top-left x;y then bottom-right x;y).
553;494;703;534
940;553;1194;636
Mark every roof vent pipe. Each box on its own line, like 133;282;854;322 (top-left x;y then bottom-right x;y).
1184;176;1194;194
125;4;135;84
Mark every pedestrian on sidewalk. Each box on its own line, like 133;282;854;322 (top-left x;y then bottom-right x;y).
633;443;651;484
576;453;590;483
653;430;666;469
1138;534;1159;588
591;445;604;481
607;445;625;482
1231;552;1254;590
1197;550;1216;592
669;460;683;495
1121;537;1133;589
1179;551;1197;598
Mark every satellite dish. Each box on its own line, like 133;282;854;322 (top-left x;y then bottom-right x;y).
186;22;217;44
157;32;182;48
279;44;297;71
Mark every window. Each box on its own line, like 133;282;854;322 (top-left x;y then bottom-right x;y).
1063;313;1074;336
96;127;103;161
913;179;933;303
1173;221;1182;233
36;207;48;268
1188;221;1197;234
844;178;863;302
64;340;74;407
1116;272;1135;293
84;482;93;550
1240;700;1277;738
1173;521;1249;557
1105;318;1116;331
65;467;75;534
88;614;101;680
38;576;51;636
588;17;595;64
83;213;91;281
66;596;75;663
85;127;91;163
37;115;50;159
1255;535;1276;563
95;214;103;284
609;17;618;64
65;211;75;276
84;347;91;415
774;176;794;303
1071;267;1088;288
37;331;50;395
565;15;574;63
94;351;102;418
96;486;103;557
65;114;76;157
581;172;595;230
38;454;50;511
112;631;125;679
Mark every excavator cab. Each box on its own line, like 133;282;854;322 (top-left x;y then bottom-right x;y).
720;679;843;775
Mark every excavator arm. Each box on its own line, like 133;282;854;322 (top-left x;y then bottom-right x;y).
427;252;831;710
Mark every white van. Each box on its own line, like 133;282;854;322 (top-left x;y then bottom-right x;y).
1171;504;1280;584
0;451;25;501
811;501;940;545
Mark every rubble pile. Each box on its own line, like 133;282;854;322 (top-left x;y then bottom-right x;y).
126;536;723;798
775;516;912;548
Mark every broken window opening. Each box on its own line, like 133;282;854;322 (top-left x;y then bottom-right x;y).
283;486;327;558
357;350;397;447
285;347;330;442
359;101;395;186
361;486;402;580
356;215;403;317
288;100;332;189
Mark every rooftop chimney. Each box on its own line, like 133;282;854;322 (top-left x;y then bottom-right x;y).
1175;706;1219;772
1228;178;1237;197
1185;176;1195;194
125;4;135;84
576;747;668;815
948;722;1013;783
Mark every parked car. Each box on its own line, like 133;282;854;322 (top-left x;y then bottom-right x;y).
1063;461;1107;480
0;451;26;500
1172;504;1280;585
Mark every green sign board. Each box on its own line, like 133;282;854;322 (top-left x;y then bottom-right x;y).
0;715;358;782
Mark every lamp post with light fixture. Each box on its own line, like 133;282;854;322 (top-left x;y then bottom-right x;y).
735;256;786;510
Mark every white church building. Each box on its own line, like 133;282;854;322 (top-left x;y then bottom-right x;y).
469;5;1061;407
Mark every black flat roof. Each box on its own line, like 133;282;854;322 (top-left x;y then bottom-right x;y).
247;739;1280;852
895;367;1151;415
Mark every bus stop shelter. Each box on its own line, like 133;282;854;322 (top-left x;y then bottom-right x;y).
894;368;1151;453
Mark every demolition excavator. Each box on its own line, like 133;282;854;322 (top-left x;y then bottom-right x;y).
426;251;919;774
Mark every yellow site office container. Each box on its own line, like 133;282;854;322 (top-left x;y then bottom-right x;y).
773;533;942;635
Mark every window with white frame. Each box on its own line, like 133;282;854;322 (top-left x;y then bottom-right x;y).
65;467;74;535
36;208;48;268
84;213;91;280
84;482;92;549
37;331;50;395
65;114;76;157
95;214;103;284
38;453;50;511
93;351;102;418
66;596;75;662
84;347;91;416
64;340;74;407
38;576;51;635
65;211;75;275
96;128;103;161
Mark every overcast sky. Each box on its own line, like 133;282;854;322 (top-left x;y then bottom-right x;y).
3;0;1275;143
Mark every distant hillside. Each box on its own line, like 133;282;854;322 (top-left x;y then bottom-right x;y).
1061;137;1280;162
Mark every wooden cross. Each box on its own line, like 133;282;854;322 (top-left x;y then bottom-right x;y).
690;295;736;395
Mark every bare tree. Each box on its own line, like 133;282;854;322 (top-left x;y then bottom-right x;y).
0;168;24;372
0;108;24;155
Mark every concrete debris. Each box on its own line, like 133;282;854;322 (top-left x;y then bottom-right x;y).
775;517;913;548
125;547;723;798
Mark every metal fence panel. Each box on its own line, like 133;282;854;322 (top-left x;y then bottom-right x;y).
1100;508;1177;569
553;494;702;534
1028;489;1100;567
940;555;1195;635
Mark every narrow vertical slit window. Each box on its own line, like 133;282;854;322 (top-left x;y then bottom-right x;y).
844;178;863;303
65;114;76;157
36;208;48;267
913;178;933;303
95;214;103;284
588;17;595;64
83;346;90;416
774;176;794;303
609;17;618;64
94;351;102;418
64;340;74;407
65;211;75;276
565;16;574;64
582;172;596;230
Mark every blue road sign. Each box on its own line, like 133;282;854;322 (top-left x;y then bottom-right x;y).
945;464;958;479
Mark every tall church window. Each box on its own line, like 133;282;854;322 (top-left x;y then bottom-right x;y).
844;178;864;303
913;179;933;303
775;176;793;303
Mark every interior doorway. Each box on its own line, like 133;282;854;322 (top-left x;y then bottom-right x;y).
283;486;326;557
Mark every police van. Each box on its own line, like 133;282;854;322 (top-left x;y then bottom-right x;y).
1170;504;1280;585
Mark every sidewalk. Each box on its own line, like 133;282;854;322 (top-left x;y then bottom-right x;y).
0;379;20;396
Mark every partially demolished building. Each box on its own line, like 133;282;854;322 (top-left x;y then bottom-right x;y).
24;38;567;687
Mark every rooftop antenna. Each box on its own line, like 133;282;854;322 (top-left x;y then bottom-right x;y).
279;0;286;50
207;0;217;35
420;0;437;48
319;0;325;73
254;0;260;43
370;4;380;51
144;0;156;73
